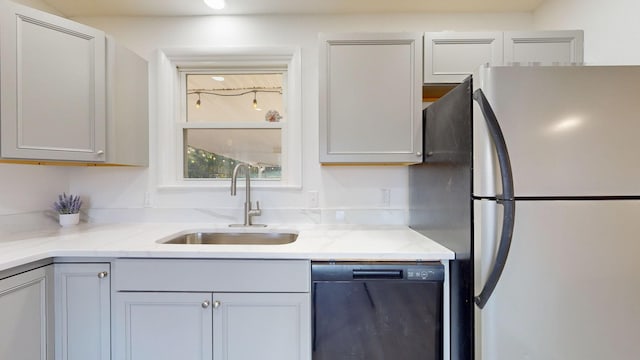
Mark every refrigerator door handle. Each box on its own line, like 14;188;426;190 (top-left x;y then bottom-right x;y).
473;88;516;309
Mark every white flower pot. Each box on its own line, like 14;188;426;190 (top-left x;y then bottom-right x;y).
59;213;80;227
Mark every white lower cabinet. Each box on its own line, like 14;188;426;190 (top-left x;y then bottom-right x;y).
213;292;309;360
115;291;309;360
115;292;213;360
54;263;110;360
112;259;312;360
0;265;53;360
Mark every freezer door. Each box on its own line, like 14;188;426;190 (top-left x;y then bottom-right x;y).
473;65;640;198
474;199;640;360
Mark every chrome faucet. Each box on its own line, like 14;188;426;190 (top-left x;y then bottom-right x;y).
230;163;265;227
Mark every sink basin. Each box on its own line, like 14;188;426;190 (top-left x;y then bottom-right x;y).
160;231;298;245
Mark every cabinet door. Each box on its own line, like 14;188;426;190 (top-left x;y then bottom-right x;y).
114;292;213;360
213;292;310;360
54;263;110;360
0;266;53;360
105;36;149;166
0;1;106;162
424;32;503;83
504;30;584;65
319;33;423;164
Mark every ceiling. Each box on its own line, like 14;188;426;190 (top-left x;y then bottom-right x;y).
41;0;546;17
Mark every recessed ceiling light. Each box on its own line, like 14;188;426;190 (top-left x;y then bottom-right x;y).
204;0;225;10
211;76;225;81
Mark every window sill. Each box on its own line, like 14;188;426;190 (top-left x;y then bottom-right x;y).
156;183;303;191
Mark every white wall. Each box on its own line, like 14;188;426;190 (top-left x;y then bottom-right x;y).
6;1;637;225
0;10;532;226
0;164;70;215
534;0;640;64
63;13;533;224
10;0;63;14
0;164;71;236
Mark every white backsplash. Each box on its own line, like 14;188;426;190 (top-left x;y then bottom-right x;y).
83;208;407;226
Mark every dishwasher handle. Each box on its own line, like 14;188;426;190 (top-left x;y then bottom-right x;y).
352;269;403;280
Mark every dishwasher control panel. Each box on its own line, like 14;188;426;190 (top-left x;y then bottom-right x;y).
407;268;441;280
312;261;444;282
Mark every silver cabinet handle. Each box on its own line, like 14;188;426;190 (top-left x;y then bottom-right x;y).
98;271;108;278
213;300;221;309
202;300;210;309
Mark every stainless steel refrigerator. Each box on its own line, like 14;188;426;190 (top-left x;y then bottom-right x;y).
409;65;640;360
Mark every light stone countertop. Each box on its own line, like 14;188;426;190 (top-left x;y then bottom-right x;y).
0;222;454;272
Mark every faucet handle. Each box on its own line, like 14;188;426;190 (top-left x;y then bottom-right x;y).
249;201;262;216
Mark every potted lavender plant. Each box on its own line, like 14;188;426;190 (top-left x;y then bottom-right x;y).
53;193;82;226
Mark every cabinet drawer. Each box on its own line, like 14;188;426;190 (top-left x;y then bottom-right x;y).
113;259;310;293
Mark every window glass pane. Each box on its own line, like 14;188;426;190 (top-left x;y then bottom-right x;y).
187;73;284;123
184;129;281;179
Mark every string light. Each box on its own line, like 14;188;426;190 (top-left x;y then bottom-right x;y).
188;87;281;110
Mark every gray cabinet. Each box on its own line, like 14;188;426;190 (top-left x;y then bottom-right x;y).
424;31;503;83
503;30;584;65
115;291;309;360
0;1;106;162
0;265;53;360
0;1;148;165
54;263;110;360
115;292;213;360
105;37;149;166
319;33;423;164
424;30;584;83
213;292;309;360
112;259;311;360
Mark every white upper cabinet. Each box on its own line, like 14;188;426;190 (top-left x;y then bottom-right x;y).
424;32;503;83
319;32;423;164
0;1;148;165
0;0;106;162
105;37;149;166
424;30;584;83
503;30;584;65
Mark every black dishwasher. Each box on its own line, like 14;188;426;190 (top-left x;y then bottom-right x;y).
312;262;444;360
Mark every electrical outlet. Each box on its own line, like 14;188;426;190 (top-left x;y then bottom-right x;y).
308;191;319;208
381;188;390;207
144;192;152;207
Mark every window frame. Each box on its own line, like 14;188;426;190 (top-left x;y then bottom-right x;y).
154;47;302;189
179;69;287;182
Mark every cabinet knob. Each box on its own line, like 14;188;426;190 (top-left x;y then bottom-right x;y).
416;152;422;156
213;300;221;309
202;300;210;309
97;271;108;278
96;150;105;155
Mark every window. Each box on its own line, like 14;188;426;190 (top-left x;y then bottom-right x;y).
181;72;285;180
155;47;302;188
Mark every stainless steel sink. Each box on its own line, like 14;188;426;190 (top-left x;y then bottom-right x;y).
160;231;298;245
